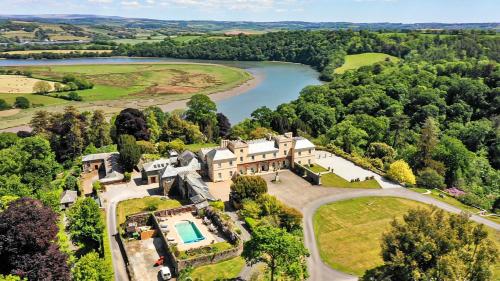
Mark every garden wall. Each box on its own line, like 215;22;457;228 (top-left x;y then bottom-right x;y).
292;162;323;185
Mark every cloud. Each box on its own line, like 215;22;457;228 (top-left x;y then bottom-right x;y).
88;0;113;3
158;0;300;11
121;0;140;6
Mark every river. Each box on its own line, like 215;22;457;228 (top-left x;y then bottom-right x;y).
0;57;321;124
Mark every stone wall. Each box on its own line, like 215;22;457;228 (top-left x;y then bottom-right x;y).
176;244;243;270
292;162;323;185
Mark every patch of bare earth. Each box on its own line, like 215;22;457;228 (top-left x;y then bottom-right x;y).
0;75;57;93
0;109;20;117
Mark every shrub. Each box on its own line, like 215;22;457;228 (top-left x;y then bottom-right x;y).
279;205;303;232
33;81;51;94
417;168;446;190
146;201;158;211
92;181;102;192
137;140;157;154
240;199;261;219
244;217;259;231
158;139;185;156
123;172;132;182
0;99;10;110
64;175;78;191
209;200;225;212
457;193;492;210
387;160;416;185
14;97;30;109
230;175;268;204
66;91;82;101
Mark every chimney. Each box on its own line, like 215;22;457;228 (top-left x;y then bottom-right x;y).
220;139;229;148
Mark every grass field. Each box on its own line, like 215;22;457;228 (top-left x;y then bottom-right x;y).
308;164;328;173
190;257;245;280
0;63;251;123
0;75;58;94
335;53;400;74
2;50;112;55
116;197;181;227
313;197;500;277
321;171;381;189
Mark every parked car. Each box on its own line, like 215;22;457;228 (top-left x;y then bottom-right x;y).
160;266;171;280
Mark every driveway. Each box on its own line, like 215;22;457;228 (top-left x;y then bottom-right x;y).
262;170;500;281
100;173;162;281
315;150;400;189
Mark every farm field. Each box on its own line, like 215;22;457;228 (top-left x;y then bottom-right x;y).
2;49;113;55
0;63;251;128
313;197;500;277
334;53;400;74
0;75;58;94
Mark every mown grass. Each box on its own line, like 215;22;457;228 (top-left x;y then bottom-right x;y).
116;197;181;226
335;53;400;74
190;257;245;280
308;164;328;173
184;142;218;152
313;197;500;277
321;172;381;189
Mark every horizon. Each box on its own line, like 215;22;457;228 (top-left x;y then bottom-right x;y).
1;0;499;23
1;13;500;24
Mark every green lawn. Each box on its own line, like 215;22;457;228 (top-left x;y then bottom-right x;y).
335;53;400;74
308;164;328;173
321;172;381;189
178;242;233;260
313;197;500;277
185;142;218;152
190;257;245;281
116;197;181;227
410;187;500;224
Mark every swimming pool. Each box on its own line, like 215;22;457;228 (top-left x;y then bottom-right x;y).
175;221;205;244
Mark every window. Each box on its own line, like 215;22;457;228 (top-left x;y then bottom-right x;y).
218;173;222;179
298;161;302;164
250;168;254;173
240;157;243;162
251;156;255;160
308;159;311;164
218;163;221;168
273;152;277;157
230;171;233;176
282;161;286;166
299;151;302;156
240;170;243;174
284;143;287;147
284;150;287;155
263;154;266;159
230;161;233;166
240;149;243;153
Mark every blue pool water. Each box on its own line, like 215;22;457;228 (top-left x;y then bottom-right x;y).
175;221;205;244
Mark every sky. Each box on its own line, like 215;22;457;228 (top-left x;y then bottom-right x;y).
1;0;499;23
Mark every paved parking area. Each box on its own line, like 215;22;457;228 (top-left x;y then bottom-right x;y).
315;151;401;189
125;237;168;281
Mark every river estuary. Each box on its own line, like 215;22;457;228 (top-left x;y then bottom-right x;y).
0;57;321;124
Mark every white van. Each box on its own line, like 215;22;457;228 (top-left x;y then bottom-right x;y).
160;266;171;280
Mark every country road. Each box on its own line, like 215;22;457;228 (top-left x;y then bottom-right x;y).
264;171;500;281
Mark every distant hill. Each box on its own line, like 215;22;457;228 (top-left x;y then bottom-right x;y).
0;14;498;32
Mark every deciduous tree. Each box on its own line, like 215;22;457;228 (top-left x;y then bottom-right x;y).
230;175;268;203
387;159;416;185
118;134;141;172
72;251;112;281
67;198;104;251
115;108;150;141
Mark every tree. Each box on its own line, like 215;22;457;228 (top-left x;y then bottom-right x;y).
327;120;368;153
64;175;78;191
216;113;231;138
185;94;217;140
48;106;87;162
0;99;10;110
114;108;150;141
14;97;30;109
367;142;395;162
29;110;51;136
251;106;273;127
89;110;111;148
230;175;268;203
416;117;439;169
0;198;70;281
0;133;18;150
387;160;416;185
32;81;51;94
417;168;446;190
146;111;161;143
118;134;141;172
243;225;309;281
67;198;104;251
362;208;497;281
433;135;474;186
249;127;274;139
158;139;185;156
72;251;112;281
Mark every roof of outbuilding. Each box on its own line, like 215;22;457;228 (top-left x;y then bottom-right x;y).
142;158;172;172
82;152;117;162
60;190;78;204
178;150;196;162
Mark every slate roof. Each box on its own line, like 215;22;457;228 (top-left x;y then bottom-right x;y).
143;158;172;172
60;190;78;204
182;171;216;201
207;148;236;161
247;139;279;155
82;152;111;162
293;137;315;150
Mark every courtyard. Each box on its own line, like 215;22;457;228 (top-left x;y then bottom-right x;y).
125;237;169;281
